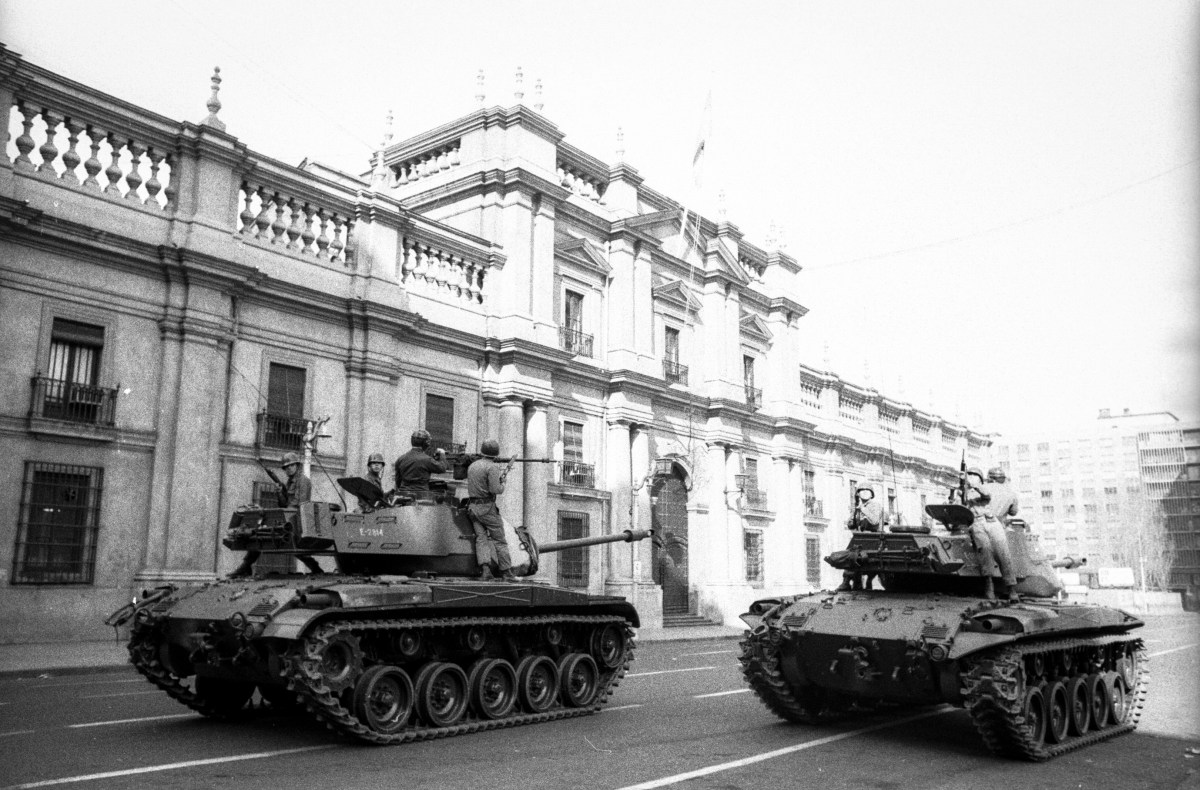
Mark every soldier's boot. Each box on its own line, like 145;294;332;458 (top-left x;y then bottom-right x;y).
835;572;854;592
478;565;496;581
299;555;324;574
229;560;254;578
998;580;1020;603
983;576;997;601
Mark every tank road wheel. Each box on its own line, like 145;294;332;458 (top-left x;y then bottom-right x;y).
415;662;469;727
591;623;627;669
1020;685;1048;747
469;658;518;719
463;626;487;653
516;655;560;713
312;632;364;694
1044;681;1070;744
1104;673;1129;725
558;653;600;708
1066;675;1091;736
194;676;255;716
352;665;415;735
544;624;563;647
1087;674;1110;730
393;630;423;660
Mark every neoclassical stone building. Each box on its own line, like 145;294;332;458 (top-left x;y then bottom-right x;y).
0;47;989;642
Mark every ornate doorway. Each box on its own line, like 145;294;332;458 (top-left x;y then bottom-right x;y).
651;469;690;614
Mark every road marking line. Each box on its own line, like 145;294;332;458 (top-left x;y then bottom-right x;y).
604;704;644;712
68;714;195;729
612;707;955;790
79;691;160;699
677;650;735;658
1148;642;1199;658
25;678;142;689
0;730;35;738
626;666;715;678
695;689;750;699
0;745;336;789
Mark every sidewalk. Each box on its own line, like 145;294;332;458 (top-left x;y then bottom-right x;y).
0;625;744;679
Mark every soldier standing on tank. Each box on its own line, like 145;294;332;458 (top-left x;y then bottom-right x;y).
965;467;1016;601
466;439;514;580
231;452;322;576
365;452;387;492
984;467;1019;527
836;486;887;591
394;430;448;491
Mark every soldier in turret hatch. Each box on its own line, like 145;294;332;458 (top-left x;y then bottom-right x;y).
466;439;514;580
394;430;447;491
232;452;322;576
965;467;1016;601
984;466;1019;527
836;486;887;591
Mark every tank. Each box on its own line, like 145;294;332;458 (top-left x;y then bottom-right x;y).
738;503;1147;761
105;473;651;745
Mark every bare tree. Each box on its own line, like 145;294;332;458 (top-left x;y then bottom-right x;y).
1095;489;1177;591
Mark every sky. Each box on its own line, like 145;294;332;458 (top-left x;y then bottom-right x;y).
2;0;1197;437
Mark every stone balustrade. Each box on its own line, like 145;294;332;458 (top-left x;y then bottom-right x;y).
556;161;605;203
390;140;461;186
5;98;176;210
236;180;355;265
399;231;488;304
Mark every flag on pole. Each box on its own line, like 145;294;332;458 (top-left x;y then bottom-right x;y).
679;89;713;253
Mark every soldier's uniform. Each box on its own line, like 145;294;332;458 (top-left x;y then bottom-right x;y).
983;467;1019;527
465;443;511;578
838;487;888;591
965;468;1016;599
394;449;447;490
233;452;320;576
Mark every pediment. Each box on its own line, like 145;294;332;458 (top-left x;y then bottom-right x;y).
705;239;750;285
652;278;703;312
739;309;773;341
555;234;611;277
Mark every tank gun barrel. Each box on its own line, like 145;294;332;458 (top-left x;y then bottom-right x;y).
1049;556;1086;569
539;529;653;554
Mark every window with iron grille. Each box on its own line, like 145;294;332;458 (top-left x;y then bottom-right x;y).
40;318;112;424
805;535;821;584
560;421;593;487
425;394;455;452
557;512;589;588
744;529;764;583
12;462;103;584
251;480;293;573
260;363;308;451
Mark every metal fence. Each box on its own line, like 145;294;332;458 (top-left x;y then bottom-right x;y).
30;376;117;426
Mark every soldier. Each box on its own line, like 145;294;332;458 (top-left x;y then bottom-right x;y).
349;452;388;511
465;439;513;580
394;430;448;491
984;466;1019;527
231;452;322;576
836;487;887;591
965;467;1016;601
365;452;387;492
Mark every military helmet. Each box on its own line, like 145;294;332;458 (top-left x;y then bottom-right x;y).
987;466;1006;482
411;429;432;447
367;453;385;465
481;439;500;457
966;466;985;480
855;486;875;499
281;452;302;467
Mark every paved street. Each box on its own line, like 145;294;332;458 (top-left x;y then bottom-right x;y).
1;615;1197;790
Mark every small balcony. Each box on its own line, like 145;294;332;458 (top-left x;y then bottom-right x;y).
744;386;762;410
663;359;689;385
743;486;769;510
559;327;594;358
256;411;311;452
560;460;596;488
805;495;824;518
30;376;117;426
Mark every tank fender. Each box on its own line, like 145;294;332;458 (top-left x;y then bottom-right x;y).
262;607;333;640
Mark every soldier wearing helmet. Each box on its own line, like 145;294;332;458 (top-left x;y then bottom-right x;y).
836;486;888;591
465;439;513;579
231;451;320;577
964;466;1016;601
365;452;386;492
984;466;1019;527
393;430;447;491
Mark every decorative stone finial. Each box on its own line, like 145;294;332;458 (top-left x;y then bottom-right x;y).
514;66;524;102
534;78;544;111
822;342;831;369
616;126;625;161
381;109;394;148
475;69;486;105
718;189;727;219
201;67;226;131
765;220;778;249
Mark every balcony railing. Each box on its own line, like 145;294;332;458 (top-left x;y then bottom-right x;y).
30;376;117;426
256;411;311;452
663;359;689;385
743;487;769;510
805;495;824;518
744;386;762;410
560;460;596;488
560;327;594;358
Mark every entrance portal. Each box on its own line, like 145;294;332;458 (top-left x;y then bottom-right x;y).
651;470;690;614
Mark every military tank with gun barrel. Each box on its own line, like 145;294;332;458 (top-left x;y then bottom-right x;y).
106;459;651;745
739;498;1147;761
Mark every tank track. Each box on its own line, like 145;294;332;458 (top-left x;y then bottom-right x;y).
738;630;825;724
284;614;635;745
126;630;236;718
961;634;1148;761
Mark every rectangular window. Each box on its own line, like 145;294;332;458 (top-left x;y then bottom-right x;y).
557;512;589;588
1060;488;1074;500
849;479;858;507
424;394;455;452
744;529;764;584
1041;489;1053;500
560;421;593;487
743;355;755;389
12;462;103;584
1037;442;1050;453
562;421;584;463
1042;505;1055;520
42;318;108;423
261;362;308;451
805;536;821;584
664;326;680;363
564;290;584;332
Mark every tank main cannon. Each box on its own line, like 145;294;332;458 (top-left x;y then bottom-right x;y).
107;473;652;745
739;502;1146;761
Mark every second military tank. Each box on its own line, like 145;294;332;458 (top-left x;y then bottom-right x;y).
738;502;1147;761
107;469;650;745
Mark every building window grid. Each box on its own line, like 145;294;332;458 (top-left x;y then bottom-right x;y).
12;462;103;585
556;512;589;588
424;394;456;453
744;529;764;584
805;536;821;584
560;421;594;488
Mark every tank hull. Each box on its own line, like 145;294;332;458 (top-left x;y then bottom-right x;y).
739;588;1147;761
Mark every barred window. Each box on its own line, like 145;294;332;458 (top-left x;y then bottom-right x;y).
744;529;764;584
425;394;455;452
13;462;103;584
562;421;584;463
805;536;821;585
267;362;306;418
557;512;589;588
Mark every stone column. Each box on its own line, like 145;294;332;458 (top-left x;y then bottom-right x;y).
605;419;633;580
523;401;550;543
497;396;526;527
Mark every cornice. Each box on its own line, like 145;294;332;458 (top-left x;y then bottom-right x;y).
768;296;809;319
